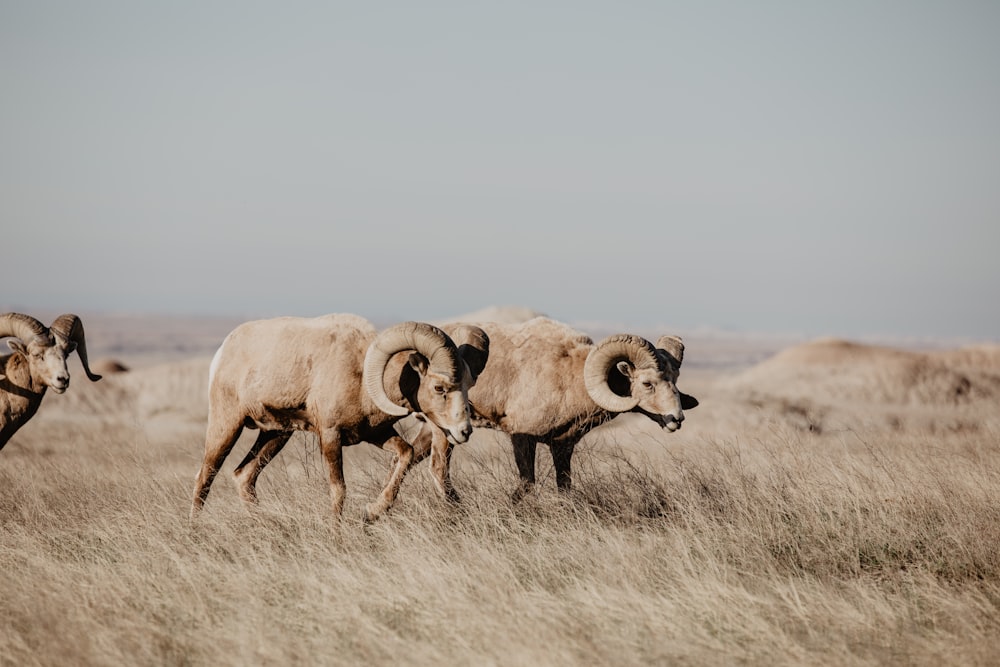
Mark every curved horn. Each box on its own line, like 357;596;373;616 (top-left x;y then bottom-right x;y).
363;322;458;417
450;324;490;381
49;314;102;381
584;334;660;412
0;312;49;345
655;335;685;367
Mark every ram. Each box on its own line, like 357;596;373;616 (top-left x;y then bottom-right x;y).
190;315;488;521
0;313;102;450
443;317;698;497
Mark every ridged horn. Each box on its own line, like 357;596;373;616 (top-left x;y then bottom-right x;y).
584;334;660;412
449;324;490;381
49;314;102;381
0;312;49;345
655;335;685;367
363;322;459;417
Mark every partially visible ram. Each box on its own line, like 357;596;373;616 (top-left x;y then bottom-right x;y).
0;313;102;450
443;317;698;497
191;314;488;521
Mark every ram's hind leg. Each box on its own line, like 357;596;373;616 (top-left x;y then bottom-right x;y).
511;434;538;502
233;430;292;507
364;435;415;522
319;429;346;518
191;414;245;517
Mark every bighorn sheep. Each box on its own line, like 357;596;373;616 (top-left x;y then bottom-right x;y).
442;317;698;497
190;315;489;520
0;313;102;450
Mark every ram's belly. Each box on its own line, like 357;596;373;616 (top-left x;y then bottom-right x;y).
501;392;573;435
247;403;313;432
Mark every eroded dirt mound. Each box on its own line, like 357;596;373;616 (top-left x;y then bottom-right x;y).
717;339;1000;434
728;339;1000;405
91;358;130;375
931;344;1000;376
46;357;211;424
121;357;212;423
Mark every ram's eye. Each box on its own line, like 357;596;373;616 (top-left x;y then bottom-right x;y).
434;385;446;395
642;381;654;391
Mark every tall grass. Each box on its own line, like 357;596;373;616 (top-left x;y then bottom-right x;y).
2;417;999;666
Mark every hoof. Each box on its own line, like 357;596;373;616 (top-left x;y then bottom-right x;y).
363;504;383;524
510;483;532;504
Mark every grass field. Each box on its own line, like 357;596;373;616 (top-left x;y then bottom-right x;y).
2;325;999;666
3;404;999;665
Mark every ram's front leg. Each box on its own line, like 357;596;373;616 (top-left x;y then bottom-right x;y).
233;430;291;507
428;426;460;503
364;435;414;522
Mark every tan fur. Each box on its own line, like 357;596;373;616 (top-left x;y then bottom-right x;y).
191;314;482;521
443;317;697;497
0;352;48;449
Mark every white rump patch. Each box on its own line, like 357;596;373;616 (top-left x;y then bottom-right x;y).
208;339;225;393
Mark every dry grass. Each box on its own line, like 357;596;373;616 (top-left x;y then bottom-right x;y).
3;404;999;666
3;330;1000;665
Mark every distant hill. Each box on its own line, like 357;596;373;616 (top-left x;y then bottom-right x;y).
724;338;1000;407
698;338;1000;435
434;305;546;325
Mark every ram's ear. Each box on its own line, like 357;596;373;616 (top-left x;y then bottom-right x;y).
407;352;430;375
615;360;635;381
680;392;699;410
8;339;27;356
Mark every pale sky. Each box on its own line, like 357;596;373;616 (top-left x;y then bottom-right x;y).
2;2;998;339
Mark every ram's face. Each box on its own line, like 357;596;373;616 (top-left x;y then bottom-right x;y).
617;356;698;432
9;337;74;393
629;364;687;431
416;365;474;445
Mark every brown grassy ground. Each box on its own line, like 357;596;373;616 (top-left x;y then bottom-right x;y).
2;317;999;666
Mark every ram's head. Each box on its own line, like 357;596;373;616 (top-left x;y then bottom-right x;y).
1;313;102;392
363;321;489;445
584;333;697;431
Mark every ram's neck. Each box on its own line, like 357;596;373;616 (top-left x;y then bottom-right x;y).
576;407;619;438
1;354;46;397
538;406;617;446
